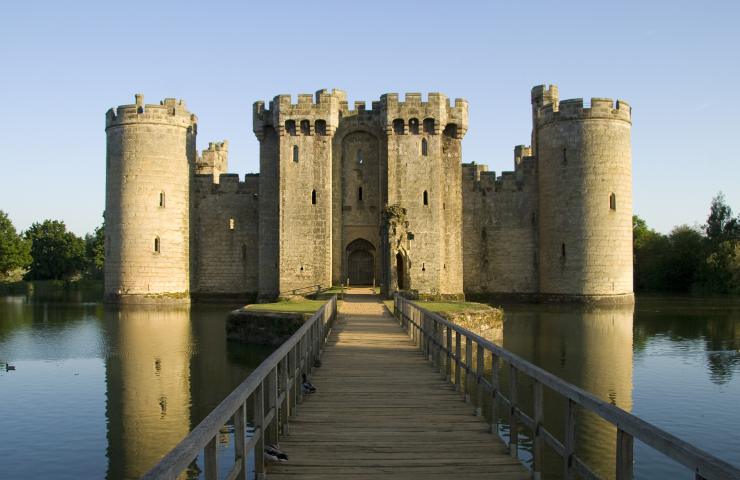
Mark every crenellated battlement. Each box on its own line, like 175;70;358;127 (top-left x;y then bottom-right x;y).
194;173;259;195
536;97;631;126
379;92;468;137
106;94;197;130
204;140;228;152
253;89;346;139
253;90;468;139
531;84;559;106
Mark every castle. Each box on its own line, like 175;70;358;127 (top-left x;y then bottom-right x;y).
104;85;633;303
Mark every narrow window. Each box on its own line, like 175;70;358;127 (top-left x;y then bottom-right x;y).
159;191;165;208
300;119;310;135
561;243;566;258
229;218;235;230
293;145;299;162
311;189;316;205
315;120;326;135
562;148;567;164
610;193;616;210
423;118;435;134
358;187;363;201
357;149;363;164
409;118;419;134
241;244;247;261
393;119;404;135
423;190;429;206
421;138;428;156
285;120;296;136
154;237;160;253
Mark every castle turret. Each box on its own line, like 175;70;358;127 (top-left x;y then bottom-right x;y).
534;86;633;300
253;90;342;299
105;94;197;302
380;93;468;298
195;140;228;182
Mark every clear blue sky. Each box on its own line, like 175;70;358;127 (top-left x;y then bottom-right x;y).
1;0;738;236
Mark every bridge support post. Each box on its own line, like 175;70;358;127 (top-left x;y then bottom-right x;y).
509;365;519;458
465;336;473;404
475;343;484;416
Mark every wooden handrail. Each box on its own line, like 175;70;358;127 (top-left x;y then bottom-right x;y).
394;295;740;480
142;295;338;480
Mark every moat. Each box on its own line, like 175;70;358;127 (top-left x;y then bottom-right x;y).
0;285;738;479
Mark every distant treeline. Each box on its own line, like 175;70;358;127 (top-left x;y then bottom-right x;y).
0;211;103;282
634;193;740;294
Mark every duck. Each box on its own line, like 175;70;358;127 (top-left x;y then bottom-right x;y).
264;443;288;462
5;364;15;372
301;373;316;394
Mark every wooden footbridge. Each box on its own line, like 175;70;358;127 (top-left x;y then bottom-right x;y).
143;289;740;480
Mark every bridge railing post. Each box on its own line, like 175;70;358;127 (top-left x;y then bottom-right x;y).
616;428;634;480
253;382;265;479
204;434;217;480
446;326;453;383
465;336;473;404
455;331;462;393
267;366;278;446
233;401;247;480
564;399;576;480
533;380;544;480
475;342;484;416
509;364;519;458
279;355;289;435
490;352;500;434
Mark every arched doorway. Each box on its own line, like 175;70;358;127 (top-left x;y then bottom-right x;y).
396;252;405;290
346;239;375;286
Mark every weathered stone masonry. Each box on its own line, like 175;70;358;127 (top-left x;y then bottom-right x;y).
104;84;633;303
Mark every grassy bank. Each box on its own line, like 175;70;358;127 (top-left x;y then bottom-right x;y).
245;299;327;314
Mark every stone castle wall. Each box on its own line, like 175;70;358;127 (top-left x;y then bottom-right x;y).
192;173;259;297
461;148;538;296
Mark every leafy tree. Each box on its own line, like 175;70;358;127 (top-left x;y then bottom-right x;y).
705;192;739;246
0;210;30;277
24;220;86;280
663;225;705;292
84;222;105;279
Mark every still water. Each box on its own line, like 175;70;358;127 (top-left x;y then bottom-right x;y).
0;284;272;480
0;286;738;479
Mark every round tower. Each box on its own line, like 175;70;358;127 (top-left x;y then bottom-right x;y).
105;94;197;303
534;91;633;301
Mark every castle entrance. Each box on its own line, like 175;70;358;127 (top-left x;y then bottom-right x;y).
346;239;375;286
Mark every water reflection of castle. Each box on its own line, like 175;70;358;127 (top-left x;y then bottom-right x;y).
502;304;634;479
104;306;192;479
103;305;263;479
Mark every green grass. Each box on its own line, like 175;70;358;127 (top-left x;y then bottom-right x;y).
412;301;491;313
245;300;327;314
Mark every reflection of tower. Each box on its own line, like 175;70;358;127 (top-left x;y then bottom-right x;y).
104;305;192;479
502;303;634;479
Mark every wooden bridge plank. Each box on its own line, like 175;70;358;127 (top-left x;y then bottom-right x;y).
267;288;528;480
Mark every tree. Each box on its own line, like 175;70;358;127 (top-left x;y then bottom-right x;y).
664;225;705;292
24;220;86;280
84;222;105;279
0;210;30;277
705;192;739;246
